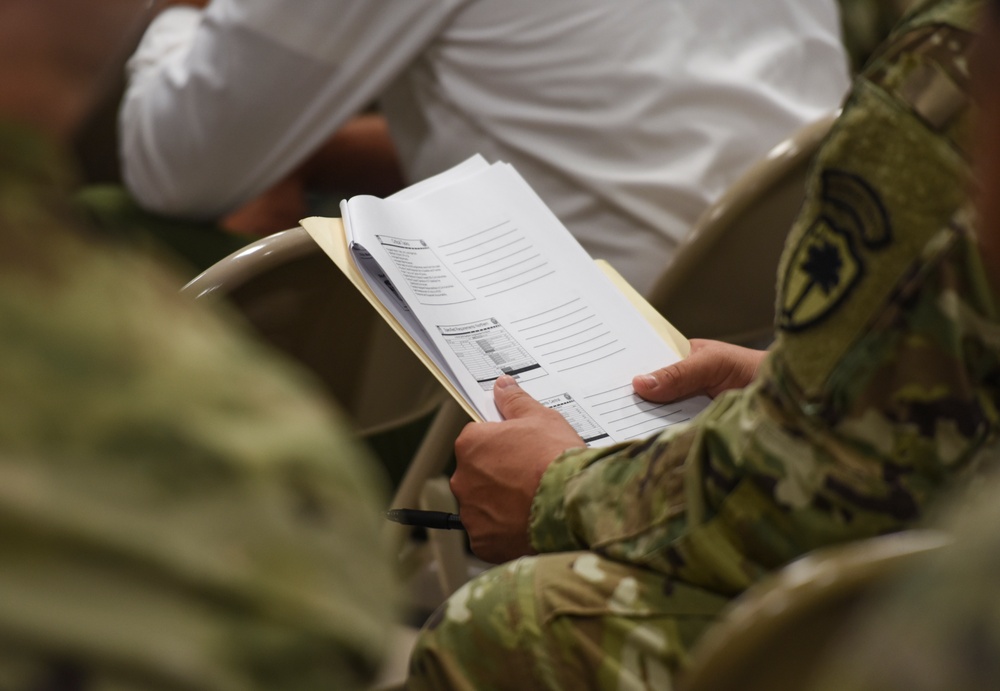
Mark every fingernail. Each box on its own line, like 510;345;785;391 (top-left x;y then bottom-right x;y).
495;374;517;389
635;374;657;390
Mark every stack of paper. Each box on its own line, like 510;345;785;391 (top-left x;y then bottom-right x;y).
303;156;708;447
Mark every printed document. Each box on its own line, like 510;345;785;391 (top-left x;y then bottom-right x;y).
310;156;709;447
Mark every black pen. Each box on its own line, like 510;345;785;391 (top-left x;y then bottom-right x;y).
386;508;465;531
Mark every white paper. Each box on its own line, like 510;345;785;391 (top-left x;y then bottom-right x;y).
342;158;708;446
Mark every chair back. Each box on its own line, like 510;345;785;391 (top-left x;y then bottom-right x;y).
679;530;951;691
182;227;443;434
648;113;837;346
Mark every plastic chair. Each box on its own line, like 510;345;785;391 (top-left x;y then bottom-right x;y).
183;227;472;601
648;113;838;347
679;530;950;691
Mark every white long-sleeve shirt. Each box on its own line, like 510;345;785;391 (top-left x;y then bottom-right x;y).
120;0;850;293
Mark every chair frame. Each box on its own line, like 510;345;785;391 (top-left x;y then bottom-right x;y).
184;228;472;599
679;530;950;691
648;113;839;346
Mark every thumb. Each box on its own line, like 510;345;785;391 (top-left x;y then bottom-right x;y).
632;357;713;403
493;374;548;420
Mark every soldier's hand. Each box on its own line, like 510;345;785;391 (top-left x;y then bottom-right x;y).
632;338;766;402
452;375;585;564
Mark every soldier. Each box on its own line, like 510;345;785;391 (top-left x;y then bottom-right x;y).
805;1;1000;688
0;1;395;687
407;0;997;688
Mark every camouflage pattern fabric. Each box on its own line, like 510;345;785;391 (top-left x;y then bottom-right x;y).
837;0;920;72
0;122;396;690
408;1;997;688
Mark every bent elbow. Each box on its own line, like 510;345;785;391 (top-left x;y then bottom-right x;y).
118;102;241;220
119;145;235;221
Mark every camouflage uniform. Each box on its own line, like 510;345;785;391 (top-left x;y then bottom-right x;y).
408;1;998;688
0;123;396;689
836;0;920;72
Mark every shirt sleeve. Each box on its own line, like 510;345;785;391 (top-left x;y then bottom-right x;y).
119;0;463;218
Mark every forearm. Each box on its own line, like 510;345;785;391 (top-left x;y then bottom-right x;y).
529;386;882;597
528;396;723;571
299;113;406;198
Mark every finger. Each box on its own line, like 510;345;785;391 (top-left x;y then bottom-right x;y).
493;374;549;420
633;356;717;402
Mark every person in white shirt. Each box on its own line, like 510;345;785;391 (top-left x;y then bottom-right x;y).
120;0;850;294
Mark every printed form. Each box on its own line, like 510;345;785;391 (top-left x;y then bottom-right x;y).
341;157;708;447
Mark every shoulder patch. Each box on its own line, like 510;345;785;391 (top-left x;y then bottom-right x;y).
778;171;891;332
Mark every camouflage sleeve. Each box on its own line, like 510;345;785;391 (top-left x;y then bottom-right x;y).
530;0;1000;596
